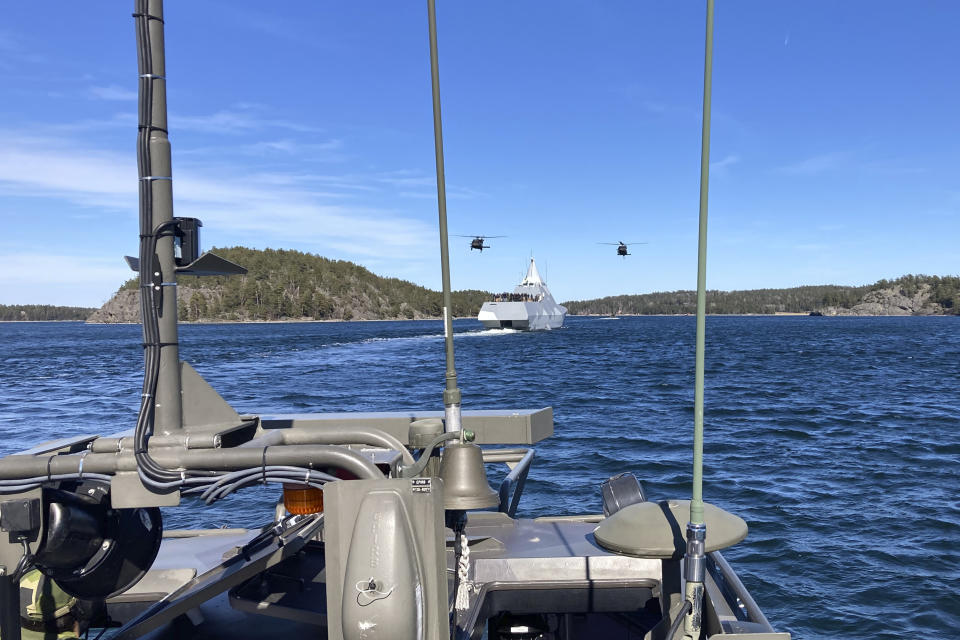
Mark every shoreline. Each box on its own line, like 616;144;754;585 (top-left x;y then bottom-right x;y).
0;319;92;323
570;313;954;319
5;312;958;325
4;314;947;326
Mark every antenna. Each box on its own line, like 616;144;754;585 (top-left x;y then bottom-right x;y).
685;1;715;638
427;0;462;435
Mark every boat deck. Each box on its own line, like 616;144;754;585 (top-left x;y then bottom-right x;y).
100;509;782;639
108;512;666;639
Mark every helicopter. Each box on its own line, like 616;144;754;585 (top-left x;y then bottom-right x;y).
598;241;648;257
455;235;505;251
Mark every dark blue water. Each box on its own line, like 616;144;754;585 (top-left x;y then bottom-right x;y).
1;317;958;639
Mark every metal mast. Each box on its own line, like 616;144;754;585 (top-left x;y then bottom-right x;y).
135;0;182;435
426;0;463;434
685;0;715;637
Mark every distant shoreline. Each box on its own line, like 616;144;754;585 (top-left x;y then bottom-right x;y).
570;313;953;318
97;313;951;325
4;314;954;326
0;320;93;323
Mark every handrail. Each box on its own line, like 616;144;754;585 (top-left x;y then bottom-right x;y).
495;449;535;517
707;551;775;631
482;448;529;463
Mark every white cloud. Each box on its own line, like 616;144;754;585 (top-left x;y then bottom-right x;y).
710;154;740;173
397;185;486;200
378;171;487;200
0;136;135;206
170;109;324;134
89;85;138;101
0;254;131;306
0;131;434;260
777;152;848;176
244;172;377;192
375;172;436;188
241;138;343;159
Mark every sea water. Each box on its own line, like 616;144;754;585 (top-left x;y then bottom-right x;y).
0;316;957;639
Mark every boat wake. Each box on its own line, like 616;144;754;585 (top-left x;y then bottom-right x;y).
459;327;522;338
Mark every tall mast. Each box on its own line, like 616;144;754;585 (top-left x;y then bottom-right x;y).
426;0;463;433
685;0;715;637
135;0;182;435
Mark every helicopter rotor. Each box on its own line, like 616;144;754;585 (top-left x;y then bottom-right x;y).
454;234;506;251
597;241;648;257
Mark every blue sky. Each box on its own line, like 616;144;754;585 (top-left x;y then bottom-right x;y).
1;2;957;307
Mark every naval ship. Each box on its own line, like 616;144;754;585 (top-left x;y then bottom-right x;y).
0;1;790;639
477;258;567;331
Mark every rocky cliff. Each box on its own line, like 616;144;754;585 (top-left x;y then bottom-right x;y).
87;290;140;323
818;284;944;316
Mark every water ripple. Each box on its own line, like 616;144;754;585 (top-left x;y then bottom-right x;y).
1;316;958;638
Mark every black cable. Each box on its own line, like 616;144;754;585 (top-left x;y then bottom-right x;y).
124;3;345;504
133;1;176;487
12;537;32;580
132;218;205;486
668;599;693;640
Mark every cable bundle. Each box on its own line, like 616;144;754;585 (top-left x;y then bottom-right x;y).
0;4;345;507
129;2;335;500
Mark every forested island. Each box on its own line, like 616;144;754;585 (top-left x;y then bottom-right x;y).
0;304;96;321
564;274;960;316
88;247;490;323
6;248;957;323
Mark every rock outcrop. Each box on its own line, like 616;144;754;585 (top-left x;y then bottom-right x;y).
86;290;140;323
819;284;942;316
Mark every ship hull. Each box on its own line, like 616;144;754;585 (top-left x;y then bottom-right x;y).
478;257;566;330
478;301;566;330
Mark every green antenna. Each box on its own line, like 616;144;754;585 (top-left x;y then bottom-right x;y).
684;0;715;638
426;0;462;434
692;0;714;529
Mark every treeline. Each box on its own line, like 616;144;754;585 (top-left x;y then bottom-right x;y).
117;246;490;322
564;284;869;316
564;274;960;316
0;304;96;321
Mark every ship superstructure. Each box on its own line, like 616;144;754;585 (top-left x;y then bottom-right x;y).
477;258;567;330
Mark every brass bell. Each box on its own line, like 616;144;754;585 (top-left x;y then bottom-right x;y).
438;441;499;510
